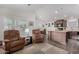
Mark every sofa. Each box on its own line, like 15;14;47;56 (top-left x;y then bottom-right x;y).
4;30;25;53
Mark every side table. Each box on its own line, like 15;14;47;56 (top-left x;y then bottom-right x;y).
25;37;30;45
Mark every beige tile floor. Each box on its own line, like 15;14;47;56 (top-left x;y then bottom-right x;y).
0;46;5;54
0;48;5;54
13;43;68;54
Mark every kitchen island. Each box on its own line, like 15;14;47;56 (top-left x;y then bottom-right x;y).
48;31;69;46
48;31;79;47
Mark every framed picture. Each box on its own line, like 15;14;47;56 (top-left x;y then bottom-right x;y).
42;24;44;27
52;23;53;25
48;23;50;27
29;21;34;26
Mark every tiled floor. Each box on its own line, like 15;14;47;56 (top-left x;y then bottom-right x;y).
13;43;68;54
0;47;5;54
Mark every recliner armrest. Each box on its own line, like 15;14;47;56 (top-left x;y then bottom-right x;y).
19;37;25;40
4;39;17;43
4;39;10;42
19;37;25;44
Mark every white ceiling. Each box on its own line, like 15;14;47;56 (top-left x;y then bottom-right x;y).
0;4;79;23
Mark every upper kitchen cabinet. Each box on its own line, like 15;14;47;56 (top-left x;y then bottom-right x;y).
54;19;67;31
67;18;79;31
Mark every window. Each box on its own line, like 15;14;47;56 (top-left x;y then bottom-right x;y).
4;18;29;37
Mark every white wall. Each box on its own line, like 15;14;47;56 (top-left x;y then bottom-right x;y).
0;16;5;40
0;9;8;40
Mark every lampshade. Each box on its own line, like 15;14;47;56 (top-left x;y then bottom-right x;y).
25;29;29;33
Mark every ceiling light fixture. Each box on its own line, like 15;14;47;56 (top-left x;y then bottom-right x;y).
70;16;74;19
64;15;67;17
55;10;58;14
27;4;31;6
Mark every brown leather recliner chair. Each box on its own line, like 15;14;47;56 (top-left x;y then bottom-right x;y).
4;30;25;53
32;29;44;43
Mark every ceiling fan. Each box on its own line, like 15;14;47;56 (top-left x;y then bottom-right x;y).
27;4;31;6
